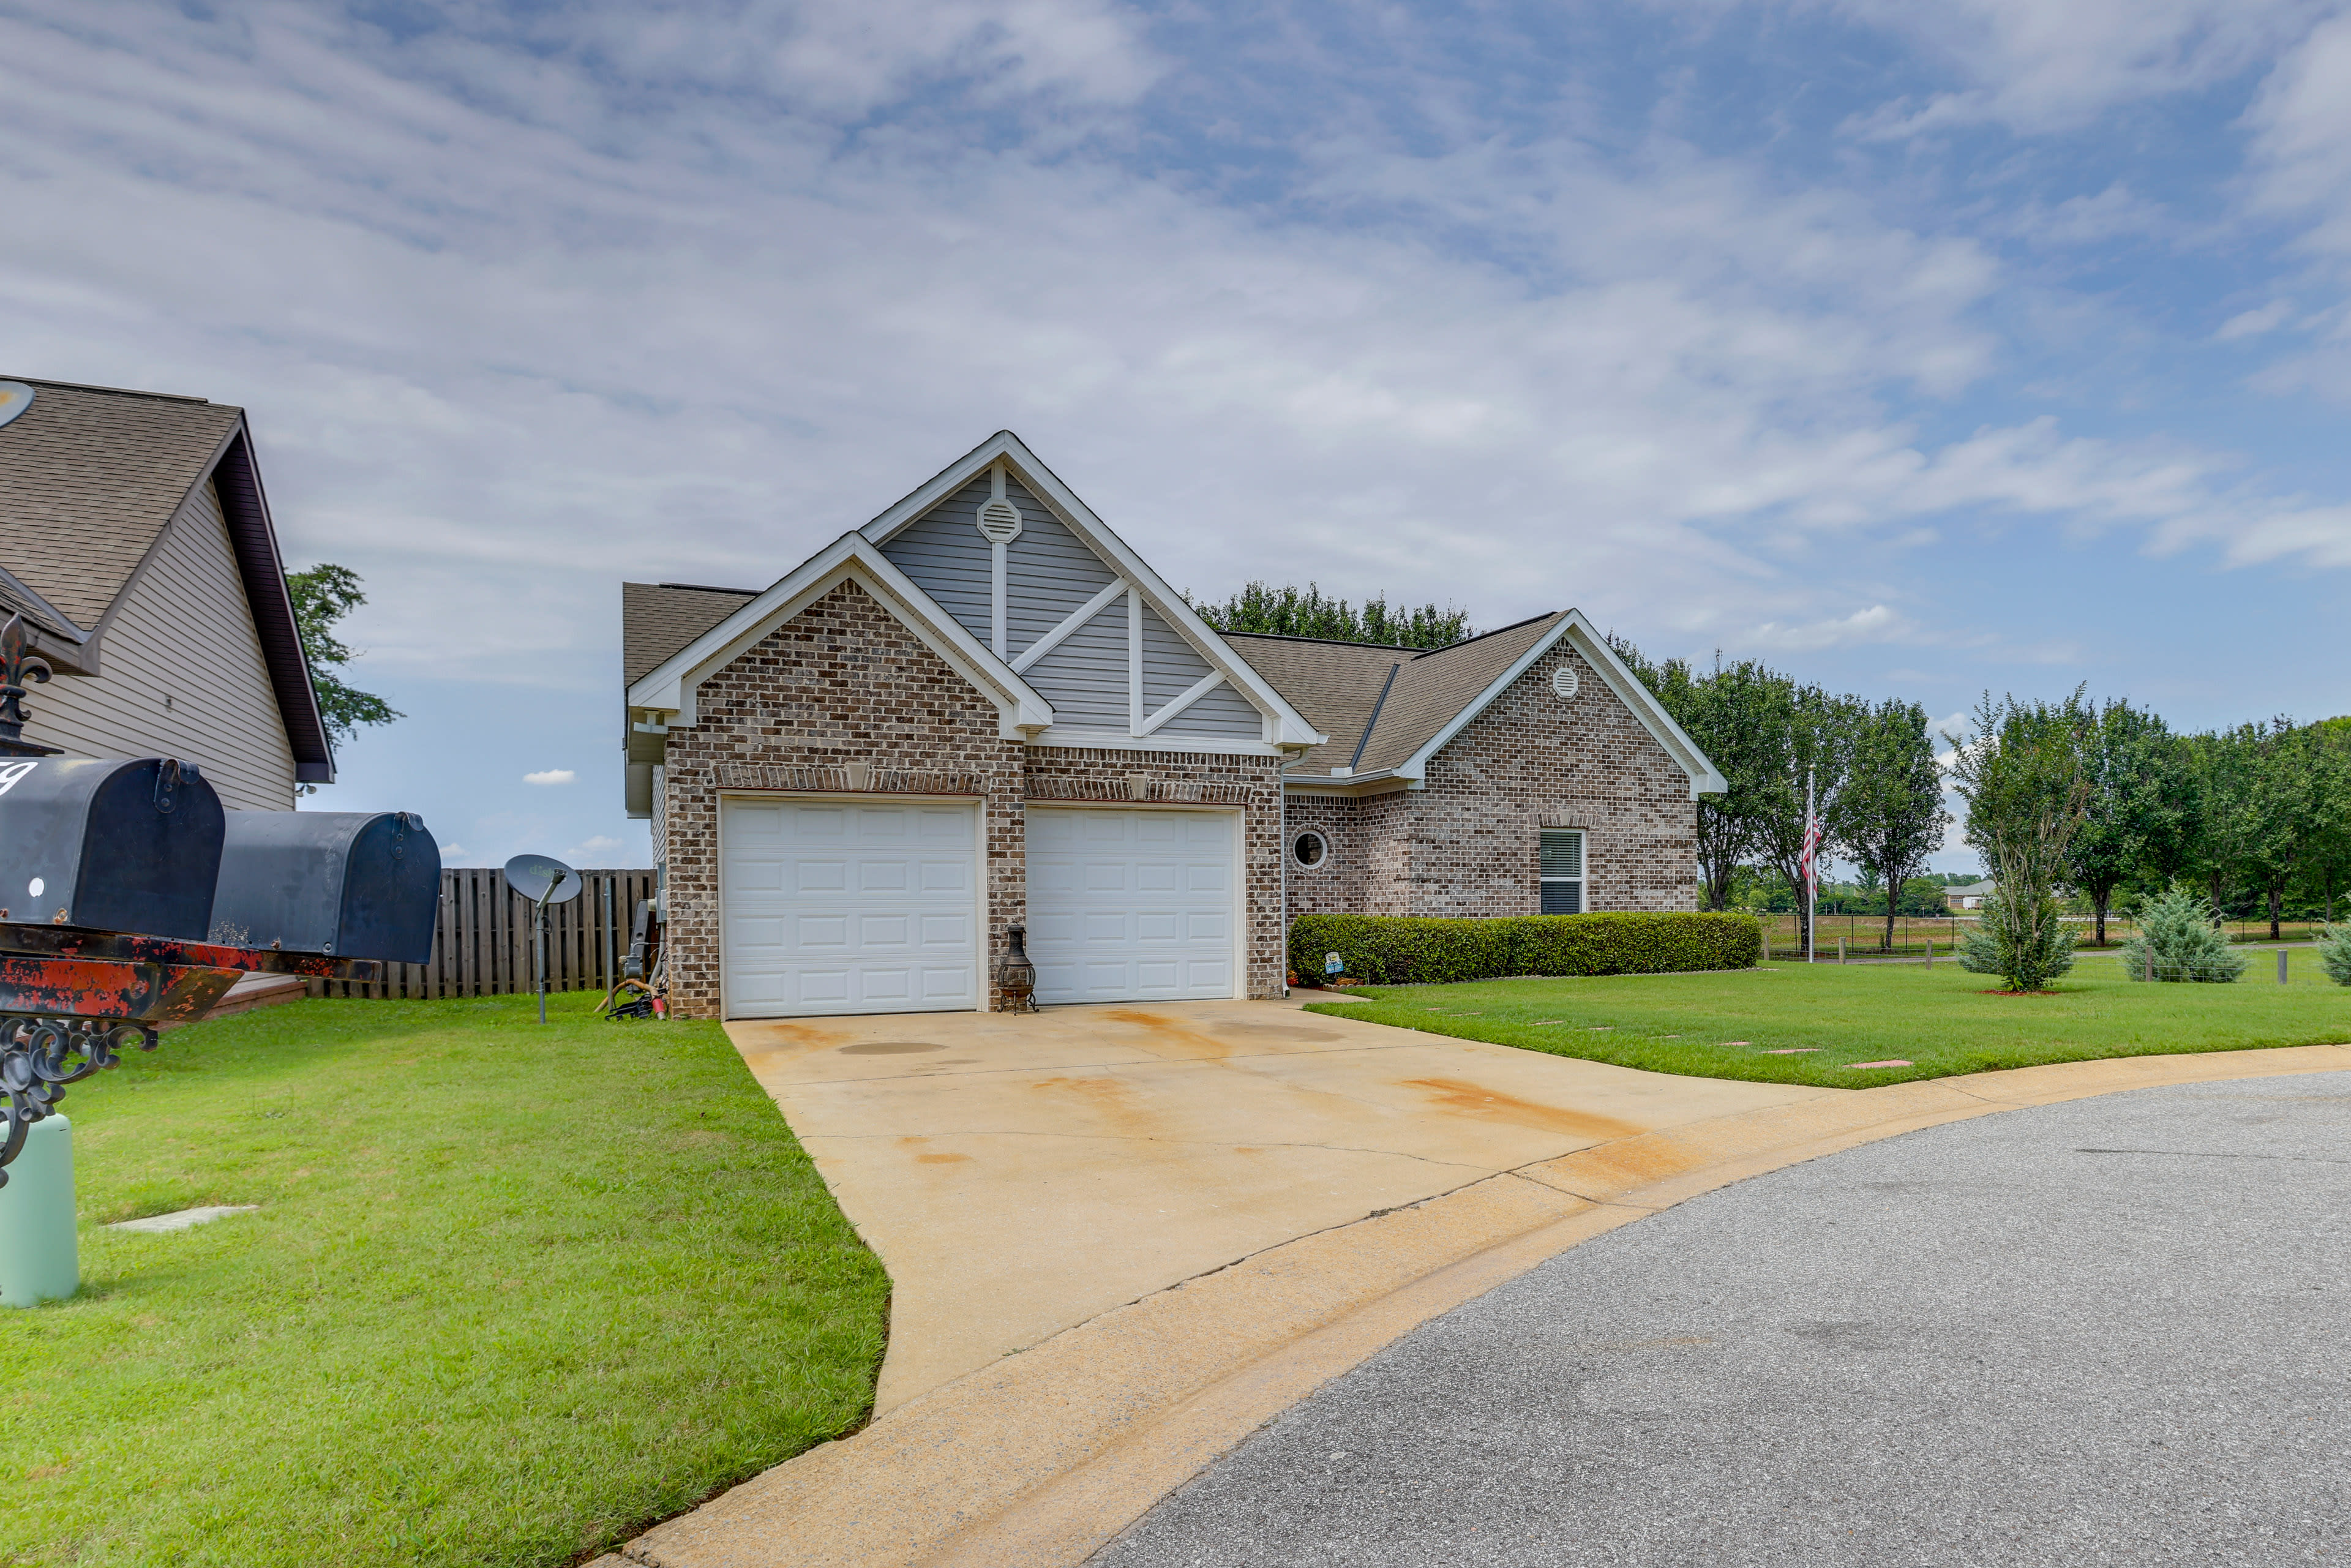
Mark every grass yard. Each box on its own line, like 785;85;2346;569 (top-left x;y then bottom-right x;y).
1305;945;2351;1088
0;992;887;1568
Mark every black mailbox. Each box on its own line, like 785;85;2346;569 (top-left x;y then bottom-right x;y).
208;811;441;964
0;756;226;940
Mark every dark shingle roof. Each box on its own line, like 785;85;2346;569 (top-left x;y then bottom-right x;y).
0;377;332;780
1226;613;1566;778
0;379;241;629
623;582;759;686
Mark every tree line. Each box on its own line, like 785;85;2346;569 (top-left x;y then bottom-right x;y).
1608;640;2351;958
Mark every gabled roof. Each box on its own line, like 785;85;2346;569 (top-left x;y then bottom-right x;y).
859;431;1322;749
0;377;335;782
1230;610;1727;799
623;582;757;686
624;532;1054;737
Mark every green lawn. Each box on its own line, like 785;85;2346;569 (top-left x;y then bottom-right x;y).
0;993;886;1568
1305;945;2351;1087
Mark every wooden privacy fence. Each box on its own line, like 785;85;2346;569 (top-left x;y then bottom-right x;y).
309;868;658;1000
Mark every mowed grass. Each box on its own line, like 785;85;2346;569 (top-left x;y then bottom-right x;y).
1304;945;2351;1088
0;992;887;1568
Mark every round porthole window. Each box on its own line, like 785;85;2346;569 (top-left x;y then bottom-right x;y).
1551;666;1579;699
1292;830;1330;869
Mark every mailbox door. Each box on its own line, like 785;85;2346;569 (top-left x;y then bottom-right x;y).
78;761;227;940
340;813;441;966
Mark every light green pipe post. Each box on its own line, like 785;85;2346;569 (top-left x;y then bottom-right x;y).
0;1114;78;1308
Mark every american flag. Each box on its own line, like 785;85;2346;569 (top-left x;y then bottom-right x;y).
1799;811;1824;896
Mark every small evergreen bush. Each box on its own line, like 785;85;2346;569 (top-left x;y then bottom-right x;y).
2116;885;2246;983
1956;890;2077;991
1289;911;1760;987
2318;924;2351;988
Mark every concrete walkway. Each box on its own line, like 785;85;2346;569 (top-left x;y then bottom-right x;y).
723;997;1828;1412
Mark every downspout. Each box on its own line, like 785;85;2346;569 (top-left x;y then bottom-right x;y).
1278;753;1297;997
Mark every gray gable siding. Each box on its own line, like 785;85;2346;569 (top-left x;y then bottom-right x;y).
878;478;993;636
876;467;1265;741
1023;597;1130;728
1141;601;1261;738
1002;481;1119;656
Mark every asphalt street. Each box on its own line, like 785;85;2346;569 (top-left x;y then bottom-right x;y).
1093;1072;2351;1567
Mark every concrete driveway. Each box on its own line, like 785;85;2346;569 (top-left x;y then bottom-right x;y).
724;998;1829;1412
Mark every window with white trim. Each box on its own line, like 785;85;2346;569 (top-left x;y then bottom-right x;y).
1540;828;1584;914
1293;829;1330;869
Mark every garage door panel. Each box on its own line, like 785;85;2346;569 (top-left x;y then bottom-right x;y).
724;798;979;1018
1026;807;1239;1006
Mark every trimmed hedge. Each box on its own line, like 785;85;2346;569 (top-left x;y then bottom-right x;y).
1289;910;1762;987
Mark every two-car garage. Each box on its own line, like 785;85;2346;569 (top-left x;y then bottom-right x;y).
719;797;1240;1018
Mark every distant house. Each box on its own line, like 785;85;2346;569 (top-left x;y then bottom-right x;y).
1945;879;1997;911
0;377;334;808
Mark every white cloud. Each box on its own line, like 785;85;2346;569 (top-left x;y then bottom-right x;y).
523;769;577;786
1747;604;1913;651
1825;0;2331;136
562;834;629;866
2216;300;2298;339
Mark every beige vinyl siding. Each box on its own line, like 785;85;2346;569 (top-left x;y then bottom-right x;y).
22;476;299;810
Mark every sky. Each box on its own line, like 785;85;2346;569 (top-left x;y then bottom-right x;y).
6;0;2350;874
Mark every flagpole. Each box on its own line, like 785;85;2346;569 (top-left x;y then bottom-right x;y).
1805;764;1816;964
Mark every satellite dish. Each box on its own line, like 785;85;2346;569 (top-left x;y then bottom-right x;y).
506;853;582;906
0;383;33;430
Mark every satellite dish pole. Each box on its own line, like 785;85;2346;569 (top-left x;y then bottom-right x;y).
504;854;583;1022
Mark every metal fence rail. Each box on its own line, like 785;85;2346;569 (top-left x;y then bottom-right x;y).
308;867;656;1000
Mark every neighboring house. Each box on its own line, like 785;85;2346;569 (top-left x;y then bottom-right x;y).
1945;879;1997;911
0;377;333;808
621;431;1722;1021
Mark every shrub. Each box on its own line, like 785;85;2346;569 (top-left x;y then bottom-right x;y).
1957;890;2077;991
2117;885;2246;983
2317;924;2351;987
1290;911;1761;988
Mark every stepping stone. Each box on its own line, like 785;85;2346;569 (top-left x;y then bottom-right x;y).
107;1206;258;1234
1761;1048;1820;1054
1848;1059;1913;1070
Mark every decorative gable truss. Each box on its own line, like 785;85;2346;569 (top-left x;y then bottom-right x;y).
863;433;1324;756
1402;610;1728;800
624;532;1054;740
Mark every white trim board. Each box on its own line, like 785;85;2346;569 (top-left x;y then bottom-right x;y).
1394;610;1727;800
625;532;1053;738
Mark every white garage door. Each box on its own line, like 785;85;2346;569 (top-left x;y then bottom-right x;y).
1026;807;1237;1005
721;798;979;1018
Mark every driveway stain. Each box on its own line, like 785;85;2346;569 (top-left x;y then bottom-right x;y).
1401;1077;1646;1141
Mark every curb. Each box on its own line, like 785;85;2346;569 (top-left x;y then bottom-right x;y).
619;1041;2351;1567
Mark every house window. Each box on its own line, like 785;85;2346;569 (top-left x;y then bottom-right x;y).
1293;829;1330;869
1540;828;1584;913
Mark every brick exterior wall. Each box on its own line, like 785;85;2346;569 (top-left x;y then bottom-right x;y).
1281;642;1700;923
658;579;1027;1019
656;577;1288;1018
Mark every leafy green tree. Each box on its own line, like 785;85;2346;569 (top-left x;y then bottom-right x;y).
1184;582;1470;648
287;563;403;749
1946;688;2092;991
1749;685;1864;955
1609;643;1800;913
2066;700;2178;945
1834;699;1948;951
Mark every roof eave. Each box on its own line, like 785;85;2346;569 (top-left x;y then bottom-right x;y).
625;532;1055;737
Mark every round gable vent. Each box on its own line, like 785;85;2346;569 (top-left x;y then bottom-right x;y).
1552;666;1579;699
977;497;1022;542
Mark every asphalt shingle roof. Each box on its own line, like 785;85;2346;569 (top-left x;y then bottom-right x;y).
0;378;242;631
623;582;760;686
1225;613;1565;778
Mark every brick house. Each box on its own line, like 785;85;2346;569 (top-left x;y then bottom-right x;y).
621;432;1722;1020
